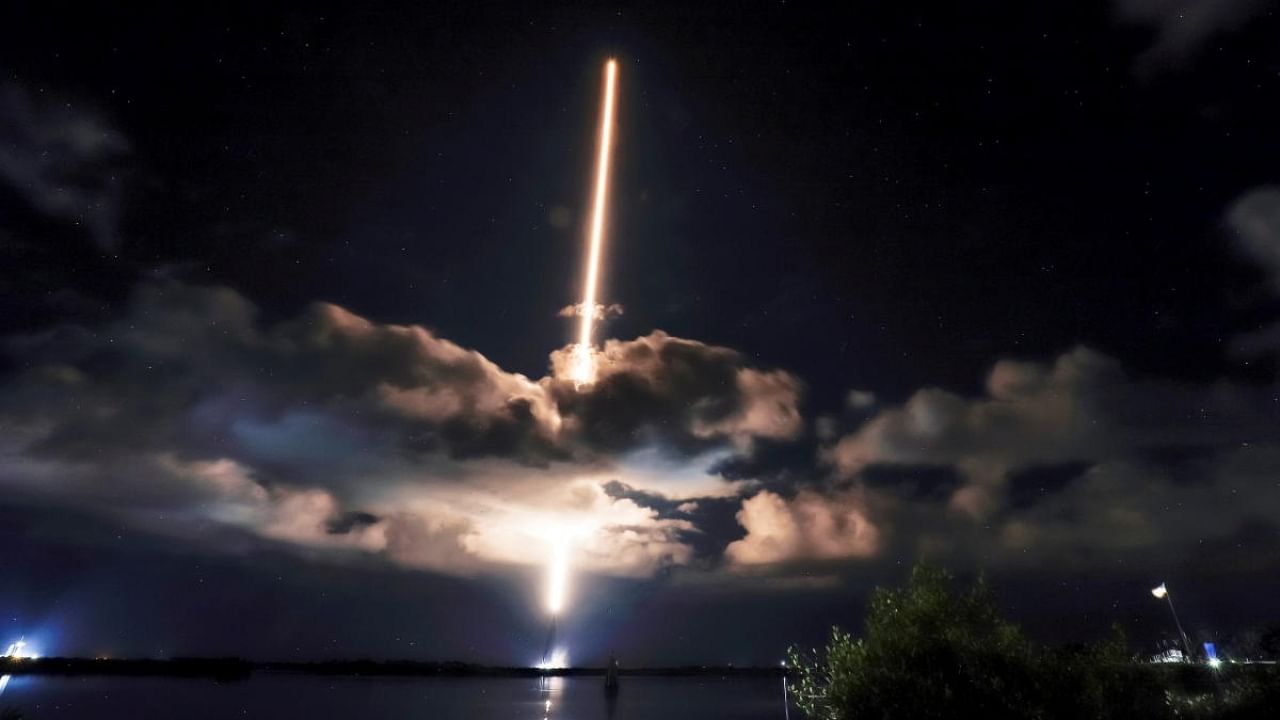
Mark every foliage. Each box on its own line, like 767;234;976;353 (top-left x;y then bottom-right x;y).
1259;627;1280;659
786;565;1279;720
787;565;1039;720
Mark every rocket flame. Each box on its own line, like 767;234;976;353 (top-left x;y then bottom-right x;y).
571;59;619;388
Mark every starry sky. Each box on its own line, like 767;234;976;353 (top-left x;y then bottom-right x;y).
1;1;1279;665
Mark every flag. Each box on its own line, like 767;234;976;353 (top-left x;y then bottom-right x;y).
1151;583;1167;599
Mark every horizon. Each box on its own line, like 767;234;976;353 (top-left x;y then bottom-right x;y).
2;0;1279;670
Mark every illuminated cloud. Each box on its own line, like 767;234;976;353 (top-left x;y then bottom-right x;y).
557;302;624;320
548;331;804;453
0;281;800;578
725;489;879;565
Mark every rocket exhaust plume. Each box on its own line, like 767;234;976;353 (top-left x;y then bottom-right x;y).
540;534;571;669
570;58;619;388
546;533;570;616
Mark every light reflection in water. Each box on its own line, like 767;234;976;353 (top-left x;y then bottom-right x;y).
536;674;563;720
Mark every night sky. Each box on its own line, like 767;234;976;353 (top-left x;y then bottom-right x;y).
2;1;1279;665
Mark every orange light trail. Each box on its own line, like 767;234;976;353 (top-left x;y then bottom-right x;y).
571;59;618;387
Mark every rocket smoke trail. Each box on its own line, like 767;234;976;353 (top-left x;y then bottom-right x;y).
570;59;618;388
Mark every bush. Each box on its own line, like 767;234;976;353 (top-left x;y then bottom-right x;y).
786;565;1277;720
787;565;1041;720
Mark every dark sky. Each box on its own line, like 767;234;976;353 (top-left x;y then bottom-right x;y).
1;1;1279;665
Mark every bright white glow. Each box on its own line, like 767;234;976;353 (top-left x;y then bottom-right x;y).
1208;658;1222;669
546;534;570;615
571;58;619;388
2;639;34;659
1151;583;1168;599
537;648;569;670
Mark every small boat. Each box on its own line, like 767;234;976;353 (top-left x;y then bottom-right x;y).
604;654;620;694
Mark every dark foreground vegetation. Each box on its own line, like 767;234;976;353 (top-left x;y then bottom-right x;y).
787;565;1279;720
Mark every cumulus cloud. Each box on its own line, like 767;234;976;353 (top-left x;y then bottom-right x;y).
548;331;803;453
746;339;1279;577
725;489;879;565
0;82;130;249
0;280;801;578
825;346;1279;519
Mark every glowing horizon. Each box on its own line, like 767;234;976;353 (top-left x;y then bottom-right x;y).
570;58;619;388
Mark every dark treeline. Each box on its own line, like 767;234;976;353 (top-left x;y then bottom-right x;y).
787;565;1279;720
0;657;783;681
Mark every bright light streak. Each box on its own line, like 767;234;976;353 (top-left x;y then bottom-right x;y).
2;639;34;660
546;534;570;615
571;58;619;388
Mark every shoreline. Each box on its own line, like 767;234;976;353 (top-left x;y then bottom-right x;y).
0;657;788;681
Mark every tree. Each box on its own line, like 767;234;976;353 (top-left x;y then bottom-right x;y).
787;565;1040;720
1259;627;1280;659
785;565;1185;720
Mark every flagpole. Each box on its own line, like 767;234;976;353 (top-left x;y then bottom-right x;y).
1164;587;1193;661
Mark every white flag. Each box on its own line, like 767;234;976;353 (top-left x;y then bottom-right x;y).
1151;583;1167;599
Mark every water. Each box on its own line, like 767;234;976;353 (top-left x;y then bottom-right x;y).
0;674;794;719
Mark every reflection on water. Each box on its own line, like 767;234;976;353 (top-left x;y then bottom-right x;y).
537;675;562;720
0;674;794;719
0;674;9;697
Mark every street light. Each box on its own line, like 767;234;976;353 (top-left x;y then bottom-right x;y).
1151;583;1193;661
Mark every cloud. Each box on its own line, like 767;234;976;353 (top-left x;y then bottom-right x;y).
996;447;1280;569
846;390;876;410
0;82;130;249
725;489;879;565
825;345;1280;519
1114;0;1269;71
1225;186;1280;357
757;341;1280;575
0;280;801;578
557;302;624;320
1;282;564;468
1227;186;1280;291
548;331;803;453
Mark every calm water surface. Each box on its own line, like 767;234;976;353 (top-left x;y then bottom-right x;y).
0;674;796;719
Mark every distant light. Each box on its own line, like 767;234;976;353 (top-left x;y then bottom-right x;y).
1151;583;1168;599
1208;658;1222;669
